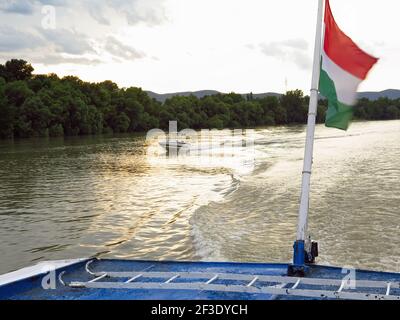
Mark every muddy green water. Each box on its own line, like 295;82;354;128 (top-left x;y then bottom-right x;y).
0;120;399;274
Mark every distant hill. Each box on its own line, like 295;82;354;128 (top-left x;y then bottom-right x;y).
146;90;220;103
249;92;282;99
146;90;281;103
147;89;400;103
358;89;400;100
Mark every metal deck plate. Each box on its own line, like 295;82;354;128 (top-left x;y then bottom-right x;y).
58;260;400;300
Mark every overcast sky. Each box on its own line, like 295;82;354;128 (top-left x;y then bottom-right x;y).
0;0;399;94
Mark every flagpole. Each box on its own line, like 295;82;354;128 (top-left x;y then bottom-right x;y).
289;0;324;276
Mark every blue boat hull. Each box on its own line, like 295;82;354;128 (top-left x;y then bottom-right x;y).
1;259;400;300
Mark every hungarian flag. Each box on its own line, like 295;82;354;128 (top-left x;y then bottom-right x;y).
319;0;378;130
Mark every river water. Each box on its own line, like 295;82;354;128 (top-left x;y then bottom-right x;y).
0;120;399;275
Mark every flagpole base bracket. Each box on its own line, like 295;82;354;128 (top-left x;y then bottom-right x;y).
287;240;310;277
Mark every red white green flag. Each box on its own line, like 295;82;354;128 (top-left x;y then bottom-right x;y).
319;0;378;130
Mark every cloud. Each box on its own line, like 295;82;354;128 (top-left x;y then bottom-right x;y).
37;0;68;5
0;25;101;66
257;39;311;70
0;0;34;15
0;25;44;51
88;5;110;26
259;42;285;56
0;0;68;14
0;52;102;66
105;0;168;26
280;39;309;51
0;25;146;66
0;0;162;69
31;54;102;65
259;39;308;56
104;36;145;60
39;28;95;55
245;44;256;50
292;52;312;70
0;0;169;26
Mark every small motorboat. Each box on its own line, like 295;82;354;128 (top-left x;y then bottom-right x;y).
159;140;190;151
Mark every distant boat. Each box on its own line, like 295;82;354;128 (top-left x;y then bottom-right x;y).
159;140;190;151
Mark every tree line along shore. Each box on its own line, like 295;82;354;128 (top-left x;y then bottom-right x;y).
1;59;399;139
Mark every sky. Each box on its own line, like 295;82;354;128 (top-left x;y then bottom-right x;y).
0;0;399;94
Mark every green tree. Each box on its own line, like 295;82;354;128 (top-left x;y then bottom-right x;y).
18;96;52;136
316;105;327;123
4;81;34;107
208;115;224;129
259;96;286;124
0;59;34;82
0;77;15;138
1;58;399;141
281;90;307;124
384;105;400;119
113;112;130;133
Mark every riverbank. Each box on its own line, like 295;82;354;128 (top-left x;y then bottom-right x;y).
2;60;400;140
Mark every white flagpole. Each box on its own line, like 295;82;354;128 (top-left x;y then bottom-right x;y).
291;0;324;272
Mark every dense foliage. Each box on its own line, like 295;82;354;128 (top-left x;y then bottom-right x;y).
0;59;399;139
